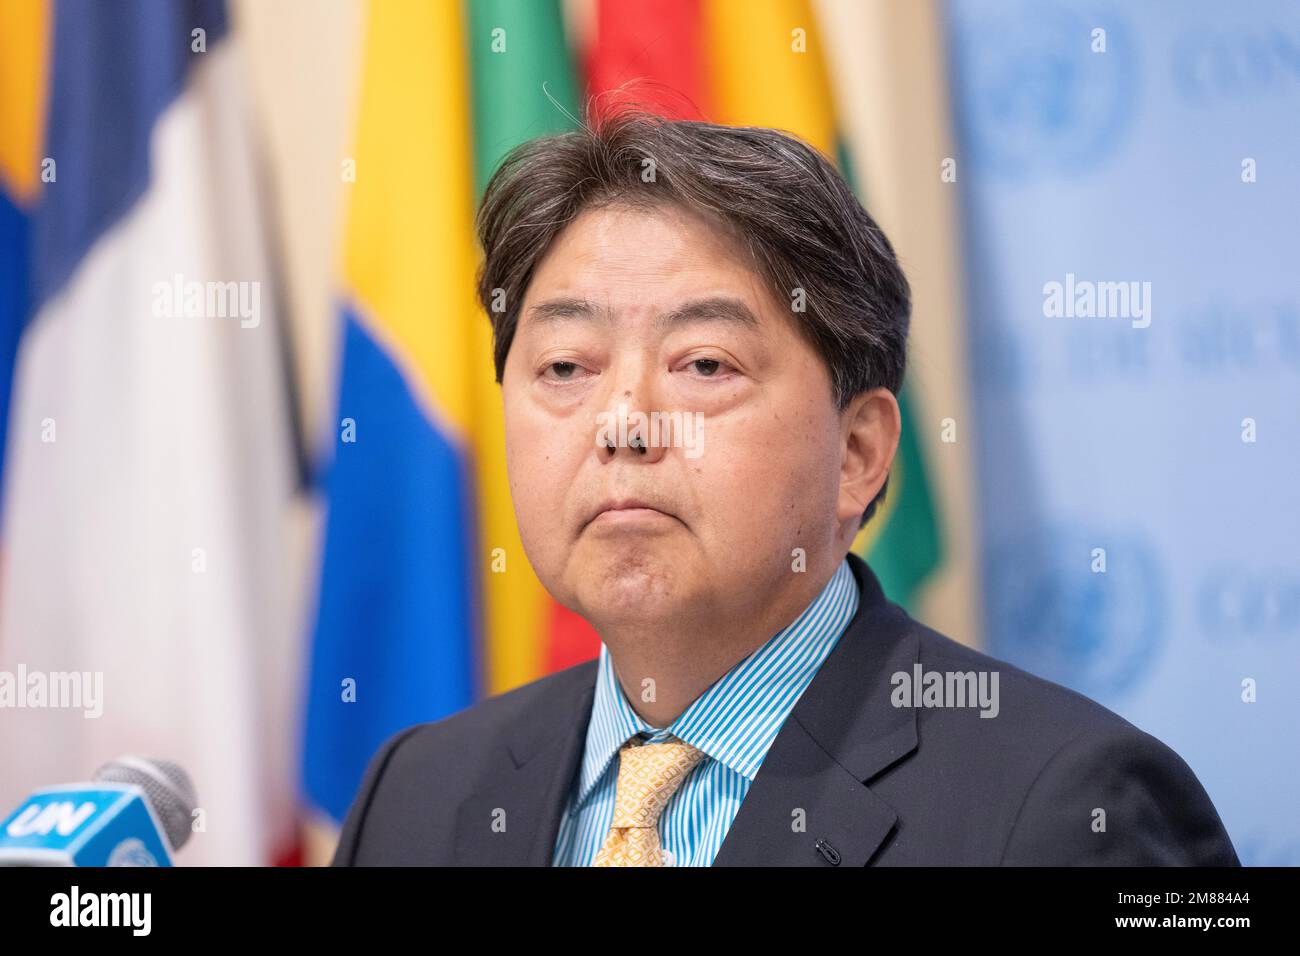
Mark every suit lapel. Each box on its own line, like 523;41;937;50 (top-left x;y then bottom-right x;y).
452;666;596;866
708;714;903;866
713;553;920;866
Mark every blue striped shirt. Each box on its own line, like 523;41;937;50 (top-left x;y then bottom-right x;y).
552;558;860;866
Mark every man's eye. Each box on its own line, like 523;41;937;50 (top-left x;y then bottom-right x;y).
689;358;726;377
545;361;580;380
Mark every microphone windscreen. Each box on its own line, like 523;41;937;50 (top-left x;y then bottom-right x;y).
94;757;198;851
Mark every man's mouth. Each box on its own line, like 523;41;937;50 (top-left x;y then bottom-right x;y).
584;496;678;530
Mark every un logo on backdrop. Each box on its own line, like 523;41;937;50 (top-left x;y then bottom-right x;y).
986;528;1165;699
948;0;1137;177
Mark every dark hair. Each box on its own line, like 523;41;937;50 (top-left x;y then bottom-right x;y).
475;106;910;527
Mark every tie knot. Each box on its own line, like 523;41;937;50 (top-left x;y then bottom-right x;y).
609;737;706;829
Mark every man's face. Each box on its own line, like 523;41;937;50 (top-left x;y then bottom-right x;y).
502;202;850;629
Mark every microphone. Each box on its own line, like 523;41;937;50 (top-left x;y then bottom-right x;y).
0;756;198;866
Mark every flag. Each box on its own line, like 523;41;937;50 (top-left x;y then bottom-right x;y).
0;0;301;865
301;0;481;827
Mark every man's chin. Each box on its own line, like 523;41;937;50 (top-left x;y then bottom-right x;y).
566;546;692;625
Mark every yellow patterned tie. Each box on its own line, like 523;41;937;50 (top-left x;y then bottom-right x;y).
592;736;706;866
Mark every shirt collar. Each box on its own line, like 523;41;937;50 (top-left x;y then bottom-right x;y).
572;557;860;809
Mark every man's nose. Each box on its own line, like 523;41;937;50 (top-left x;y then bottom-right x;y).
594;364;668;464
597;411;669;462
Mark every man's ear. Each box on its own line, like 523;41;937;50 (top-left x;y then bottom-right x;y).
838;387;902;535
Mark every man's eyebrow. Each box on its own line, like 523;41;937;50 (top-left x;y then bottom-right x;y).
524;297;607;324
522;295;761;330
654;296;761;332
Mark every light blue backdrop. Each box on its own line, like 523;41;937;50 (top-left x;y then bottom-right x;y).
945;0;1299;864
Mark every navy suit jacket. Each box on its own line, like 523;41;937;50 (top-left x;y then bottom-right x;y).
332;552;1240;866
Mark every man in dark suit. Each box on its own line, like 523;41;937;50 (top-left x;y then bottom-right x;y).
333;109;1238;866
334;551;1237;866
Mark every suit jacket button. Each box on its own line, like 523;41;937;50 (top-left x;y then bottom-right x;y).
815;839;841;866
